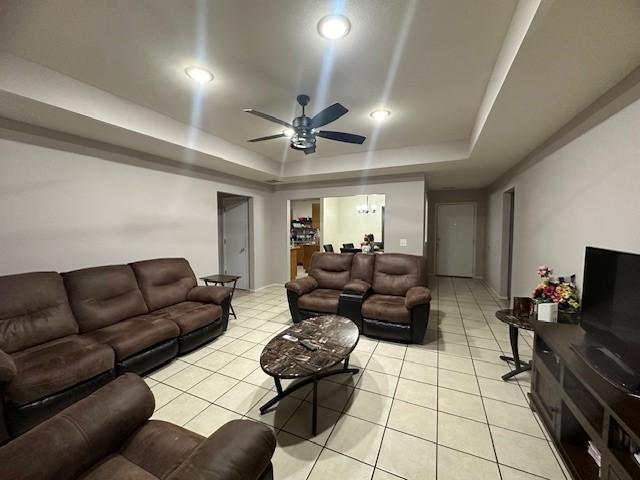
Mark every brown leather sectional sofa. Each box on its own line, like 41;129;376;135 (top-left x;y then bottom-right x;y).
286;252;431;344
0;258;231;442
0;373;276;480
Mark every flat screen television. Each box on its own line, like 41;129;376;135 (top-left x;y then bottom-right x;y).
572;246;640;396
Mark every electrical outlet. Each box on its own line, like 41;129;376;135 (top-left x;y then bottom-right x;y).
400;239;407;247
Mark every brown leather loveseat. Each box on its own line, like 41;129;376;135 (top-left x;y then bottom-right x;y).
286;252;431;344
0;258;231;442
0;373;276;480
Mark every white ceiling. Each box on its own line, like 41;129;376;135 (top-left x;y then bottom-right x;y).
0;0;639;188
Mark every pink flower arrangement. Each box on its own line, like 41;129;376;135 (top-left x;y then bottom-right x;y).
532;265;580;312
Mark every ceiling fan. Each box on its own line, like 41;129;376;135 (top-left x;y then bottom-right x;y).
244;94;366;155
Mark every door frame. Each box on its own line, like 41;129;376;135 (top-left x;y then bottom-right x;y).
434;202;477;278
217;192;253;291
501;189;515;299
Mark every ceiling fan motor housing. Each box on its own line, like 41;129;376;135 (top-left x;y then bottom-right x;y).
291;115;315;149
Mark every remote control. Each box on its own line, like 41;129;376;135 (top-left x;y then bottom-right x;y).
299;339;319;351
282;334;298;342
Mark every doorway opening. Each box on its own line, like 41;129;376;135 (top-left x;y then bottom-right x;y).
218;192;252;291
501;189;515;299
289;198;321;282
435;202;476;277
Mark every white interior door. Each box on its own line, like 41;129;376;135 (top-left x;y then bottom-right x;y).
436;203;475;277
222;197;249;290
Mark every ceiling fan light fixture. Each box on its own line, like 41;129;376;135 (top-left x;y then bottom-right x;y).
282;128;295;138
317;15;351;40
370;109;391;121
184;66;214;83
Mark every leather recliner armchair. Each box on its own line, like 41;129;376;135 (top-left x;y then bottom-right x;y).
0;373;276;480
285;252;354;322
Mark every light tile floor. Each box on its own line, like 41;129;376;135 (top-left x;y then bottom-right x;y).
146;276;570;480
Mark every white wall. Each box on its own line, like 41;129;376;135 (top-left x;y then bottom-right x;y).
290;199;318;220
322;194;385;249
0;135;273;288
486;97;640;299
271;178;426;284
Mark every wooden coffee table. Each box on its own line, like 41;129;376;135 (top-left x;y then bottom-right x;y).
259;315;359;434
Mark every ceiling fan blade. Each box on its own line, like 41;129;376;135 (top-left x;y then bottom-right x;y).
310;103;348;128
243;109;292;128
247;133;287;143
303;146;316;155
317;130;366;144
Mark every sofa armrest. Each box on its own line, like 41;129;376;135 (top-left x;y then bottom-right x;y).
343;279;371;295
167;419;276;480
188;285;232;305
0;373;153;480
0;349;16;384
405;286;432;309
285;276;318;296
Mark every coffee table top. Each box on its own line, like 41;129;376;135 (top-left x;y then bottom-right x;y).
495;309;534;331
260;315;359;379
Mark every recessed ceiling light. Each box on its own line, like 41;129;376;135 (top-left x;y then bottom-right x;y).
282;128;295;138
185;66;214;83
317;15;351;40
370;109;391;121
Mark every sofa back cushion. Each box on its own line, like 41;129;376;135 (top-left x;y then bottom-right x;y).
351;253;376;284
372;254;426;296
309;253;353;290
0;272;79;353
130;258;197;311
63;265;149;333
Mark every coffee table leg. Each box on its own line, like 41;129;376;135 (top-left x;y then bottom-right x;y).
259;366;359;429
312;378;318;435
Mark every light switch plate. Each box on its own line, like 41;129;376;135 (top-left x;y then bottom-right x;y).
399;239;407;247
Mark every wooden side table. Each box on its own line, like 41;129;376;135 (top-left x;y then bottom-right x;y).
495;309;534;381
200;274;241;319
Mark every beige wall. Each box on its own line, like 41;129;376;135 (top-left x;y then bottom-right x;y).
322;194;385;250
486;97;640;299
426;189;487;277
0;126;427;289
0;134;273;289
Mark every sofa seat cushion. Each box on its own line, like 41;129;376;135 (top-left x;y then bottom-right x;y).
7;336;114;406
79;454;158;480
155;302;222;335
362;294;410;324
298;288;341;314
83;316;179;361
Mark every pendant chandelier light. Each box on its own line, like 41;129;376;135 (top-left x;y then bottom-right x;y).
356;195;377;214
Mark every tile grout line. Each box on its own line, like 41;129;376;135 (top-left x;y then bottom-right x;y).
370;329;409;479
462;278;505;480
149;283;558;479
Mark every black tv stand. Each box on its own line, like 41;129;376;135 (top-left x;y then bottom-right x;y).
530;320;640;480
571;343;640;398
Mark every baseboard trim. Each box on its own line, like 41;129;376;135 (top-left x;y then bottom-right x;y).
482;280;508;301
251;283;282;292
